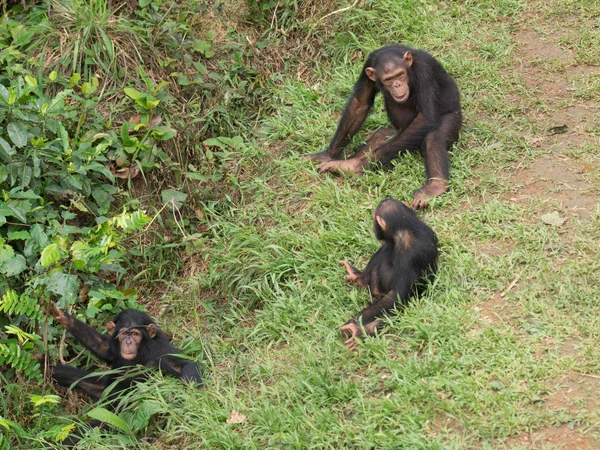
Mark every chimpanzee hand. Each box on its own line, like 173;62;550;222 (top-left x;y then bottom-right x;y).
52;304;71;327
304;149;334;162
340;319;363;351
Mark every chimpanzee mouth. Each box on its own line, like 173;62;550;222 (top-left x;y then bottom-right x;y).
121;351;137;360
394;92;408;103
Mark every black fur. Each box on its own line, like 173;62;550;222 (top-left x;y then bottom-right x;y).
345;199;438;328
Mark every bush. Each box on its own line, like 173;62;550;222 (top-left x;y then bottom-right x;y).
0;71;162;380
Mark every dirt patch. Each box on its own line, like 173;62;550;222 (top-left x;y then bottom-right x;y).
477;241;516;259
507;26;600;222
515;31;573;64
503;424;599;449
475;294;513;326
509;156;599;219
503;372;600;449
544;371;600;413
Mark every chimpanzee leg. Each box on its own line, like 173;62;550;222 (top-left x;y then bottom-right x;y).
352;127;396;159
51;364;110;399
412;111;462;209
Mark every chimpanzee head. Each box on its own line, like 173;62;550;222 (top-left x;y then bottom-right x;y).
372;198;419;241
106;309;158;361
365;49;413;104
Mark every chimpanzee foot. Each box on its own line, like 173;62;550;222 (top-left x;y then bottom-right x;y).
317;159;364;175
305;150;334;162
412;179;448;210
338;260;360;284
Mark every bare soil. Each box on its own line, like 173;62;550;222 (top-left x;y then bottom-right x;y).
472;7;600;448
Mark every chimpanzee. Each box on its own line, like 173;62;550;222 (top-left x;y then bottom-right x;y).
308;45;462;210
47;306;203;396
338;199;438;350
43;306;202;446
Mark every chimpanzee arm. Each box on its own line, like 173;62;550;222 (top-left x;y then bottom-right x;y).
50;364;110;399
53;306;113;363
326;74;378;158
357;265;419;325
158;355;203;387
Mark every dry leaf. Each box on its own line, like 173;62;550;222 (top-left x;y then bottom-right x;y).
149;114;163;128
128;114;141;124
226;410;246;424
110;162;140;179
540;211;566;227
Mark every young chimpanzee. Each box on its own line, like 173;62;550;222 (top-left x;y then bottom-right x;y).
308;45;462;210
48;306;203;396
43;307;202;446
339;199;438;350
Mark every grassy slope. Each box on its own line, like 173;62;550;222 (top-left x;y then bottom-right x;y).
28;0;600;448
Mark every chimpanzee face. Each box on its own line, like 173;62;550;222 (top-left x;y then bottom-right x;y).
106;319;158;361
365;51;413;104
117;328;144;360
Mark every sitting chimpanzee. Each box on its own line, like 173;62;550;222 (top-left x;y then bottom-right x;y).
338;199;438;350
48;306;202;395
308;45;462;210
44;306;202;445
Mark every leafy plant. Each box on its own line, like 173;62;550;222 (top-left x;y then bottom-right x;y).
0;71;157;380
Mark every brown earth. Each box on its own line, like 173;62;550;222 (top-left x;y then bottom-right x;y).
472;6;600;448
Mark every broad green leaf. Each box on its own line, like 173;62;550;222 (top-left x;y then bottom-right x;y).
7;201;30;223
7;122;28;148
202;137;225;148
54;423;77;442
86;407;132;434
30;224;48;248
7;230;30;240
0;244;15;264
0;84;9;102
45;272;79;303
1;255;26;277
161;189;187;208
40;243;61;267
152;126;176;141
0;136;15;157
123;87;145;101
186;172;208;182
24;74;37;87
0;165;7;183
69;73;81;87
29;394;60;408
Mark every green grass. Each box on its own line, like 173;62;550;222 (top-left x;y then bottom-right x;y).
4;0;600;448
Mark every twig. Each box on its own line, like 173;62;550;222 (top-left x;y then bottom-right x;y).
500;271;522;298
170;199;188;238
578;372;600;380
319;0;360;22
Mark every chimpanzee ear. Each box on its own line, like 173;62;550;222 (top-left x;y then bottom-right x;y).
365;67;377;82
147;324;158;339
403;51;413;66
376;215;387;231
106;321;116;335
